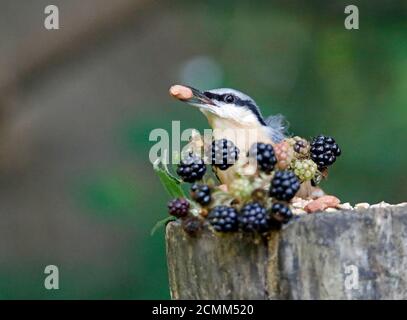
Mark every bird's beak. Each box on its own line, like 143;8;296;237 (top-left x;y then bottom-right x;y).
169;85;216;110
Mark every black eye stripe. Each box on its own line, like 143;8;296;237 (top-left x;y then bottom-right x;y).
203;92;222;101
203;91;266;125
236;99;251;107
246;102;266;125
204;92;247;106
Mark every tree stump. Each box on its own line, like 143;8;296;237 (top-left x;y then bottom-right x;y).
166;206;407;299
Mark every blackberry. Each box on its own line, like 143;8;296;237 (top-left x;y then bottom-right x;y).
182;217;203;237
274;141;294;170
191;184;211;206
210;139;240;171
269;170;300;201
293;159;317;182
310;135;341;170
271;203;293;224
239;202;272;233
248;143;277;173
229;177;254;201
292;137;310;157
176;153;206;183
167;198;190;218
208;206;238;232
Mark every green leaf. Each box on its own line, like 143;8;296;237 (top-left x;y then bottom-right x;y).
151;216;176;236
153;159;186;198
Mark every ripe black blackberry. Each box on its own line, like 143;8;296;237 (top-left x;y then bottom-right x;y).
210;139;240;171
190;184;211;206
271;203;293;224
208;206;238;232
182;216;203;237
176;153;206;183
269;170;300;201
310;135;341;170
239;202;272;233
248;143;277;173
167;198;190;218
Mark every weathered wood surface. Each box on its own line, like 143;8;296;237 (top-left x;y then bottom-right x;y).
166;206;407;300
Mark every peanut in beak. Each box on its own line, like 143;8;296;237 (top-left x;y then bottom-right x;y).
169;85;193;101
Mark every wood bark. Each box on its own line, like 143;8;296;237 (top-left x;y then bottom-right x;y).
166;207;407;299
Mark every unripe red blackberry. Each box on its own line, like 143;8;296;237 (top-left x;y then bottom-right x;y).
269;170;300;201
310;135;341;170
190;184;211;206
239;202;272;233
210;139;240;171
271;203;293;224
208;206;238;232
274;141;294;170
167;198;190;218
176;153;206;183
248;143;277;173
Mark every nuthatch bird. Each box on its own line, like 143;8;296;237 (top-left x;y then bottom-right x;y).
169;84;288;188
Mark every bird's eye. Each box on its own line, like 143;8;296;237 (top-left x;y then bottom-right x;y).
223;94;235;103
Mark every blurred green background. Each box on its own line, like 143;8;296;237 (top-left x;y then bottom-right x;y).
0;0;406;299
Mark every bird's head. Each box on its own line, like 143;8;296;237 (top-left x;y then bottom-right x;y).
169;85;266;129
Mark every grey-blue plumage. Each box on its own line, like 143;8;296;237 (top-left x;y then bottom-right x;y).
264;114;288;143
203;88;288;143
